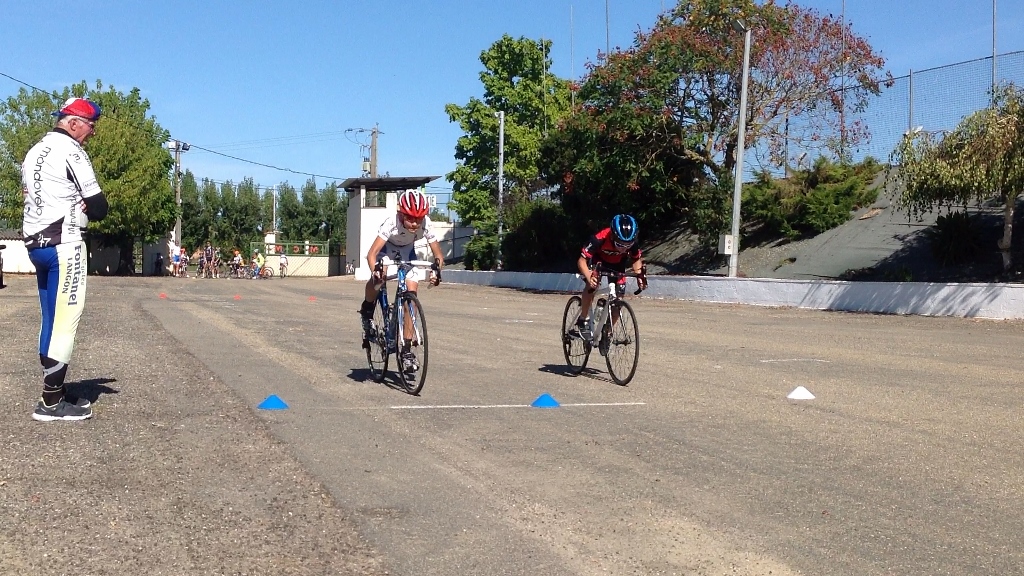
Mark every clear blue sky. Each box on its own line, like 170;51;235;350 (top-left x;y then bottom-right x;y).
2;1;1021;200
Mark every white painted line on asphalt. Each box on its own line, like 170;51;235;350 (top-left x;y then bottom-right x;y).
389;402;646;410
760;358;831;363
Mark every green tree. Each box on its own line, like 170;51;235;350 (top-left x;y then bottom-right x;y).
214;181;237;251
0;81;176;272
445;35;572;230
541;0;888;243
0;88;54;225
299;179;322;239
889;84;1024;271
318;182;347;253
276;183;302;241
179;170;205;249
198;178;222;244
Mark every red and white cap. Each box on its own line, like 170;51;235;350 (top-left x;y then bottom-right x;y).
53;97;101;121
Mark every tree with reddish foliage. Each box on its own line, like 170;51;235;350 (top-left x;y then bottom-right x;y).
541;0;890;240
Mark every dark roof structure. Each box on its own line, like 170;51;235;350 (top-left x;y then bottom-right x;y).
0;228;22;241
339;176;440;192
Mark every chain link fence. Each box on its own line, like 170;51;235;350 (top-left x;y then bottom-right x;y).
843;51;1024;164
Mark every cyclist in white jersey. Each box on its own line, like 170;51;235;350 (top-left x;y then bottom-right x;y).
359;189;444;373
22;97;108;422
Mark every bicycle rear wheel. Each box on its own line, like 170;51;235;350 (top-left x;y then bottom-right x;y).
261;266;274;278
561;296;590;373
365;302;389;382
395;294;428;395
605;301;640;385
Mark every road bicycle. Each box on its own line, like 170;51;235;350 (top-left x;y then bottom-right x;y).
363;256;440;395
561;264;646;385
246;264;274;279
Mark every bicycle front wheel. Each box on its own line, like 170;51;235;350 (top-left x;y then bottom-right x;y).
395;294;429;395
365;302;389;382
605;300;640;385
561;296;590;373
261;266;274;279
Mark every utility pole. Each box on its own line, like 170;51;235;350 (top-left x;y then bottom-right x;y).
605;0;610;57
370;123;379;178
270;187;277;233
728;22;752;278
993;0;998;100
168;140;190;245
496;111;505;270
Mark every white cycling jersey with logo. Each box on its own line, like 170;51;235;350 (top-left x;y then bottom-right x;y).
376;213;438;283
22;131;101;250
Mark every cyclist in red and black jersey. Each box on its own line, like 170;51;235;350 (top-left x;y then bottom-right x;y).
576;214;647;332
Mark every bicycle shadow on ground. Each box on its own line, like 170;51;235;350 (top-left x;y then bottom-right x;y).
538;364;616;385
65;377;119;403
346;368;421;396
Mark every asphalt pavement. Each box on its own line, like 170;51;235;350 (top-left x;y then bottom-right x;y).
3;274;1024;575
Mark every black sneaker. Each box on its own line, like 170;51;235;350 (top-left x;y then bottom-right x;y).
32;399;93;422
62;394;91;409
401;351;419;373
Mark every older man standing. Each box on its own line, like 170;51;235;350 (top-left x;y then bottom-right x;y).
22;97;108;421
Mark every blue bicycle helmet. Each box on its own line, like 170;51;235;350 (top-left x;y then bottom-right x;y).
611;214;638;244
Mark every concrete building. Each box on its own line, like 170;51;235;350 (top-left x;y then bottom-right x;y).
342;176;475;281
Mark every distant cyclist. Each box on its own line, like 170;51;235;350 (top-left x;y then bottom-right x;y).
574;214;647;336
279;253;288;278
203;241;214;278
230;250;243;277
251;249;265;279
359;189;445;374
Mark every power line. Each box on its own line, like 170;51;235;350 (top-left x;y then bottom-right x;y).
185;143;345;180
0;71;48;94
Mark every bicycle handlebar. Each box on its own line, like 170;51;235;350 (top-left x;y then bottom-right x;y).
592;263;647;295
374;258;443;284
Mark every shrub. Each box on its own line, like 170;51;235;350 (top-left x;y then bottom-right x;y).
742;157;882;239
463;234;497;271
926;210;983;266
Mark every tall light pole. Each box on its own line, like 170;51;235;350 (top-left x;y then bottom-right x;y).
728;21;752;278
167;140;190;245
495;111;505;270
993;0;997;97
605;0;610;56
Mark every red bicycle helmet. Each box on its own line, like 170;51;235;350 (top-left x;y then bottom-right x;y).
398;189;430;218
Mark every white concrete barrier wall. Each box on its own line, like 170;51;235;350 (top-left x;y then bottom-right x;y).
442;270;1024;320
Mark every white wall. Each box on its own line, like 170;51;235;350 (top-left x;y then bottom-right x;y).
442;270;1024;320
346;188;398;281
430;222;475;262
2;241;121;275
0;240;33;273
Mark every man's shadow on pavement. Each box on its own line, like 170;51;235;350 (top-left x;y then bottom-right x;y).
65;378;119;403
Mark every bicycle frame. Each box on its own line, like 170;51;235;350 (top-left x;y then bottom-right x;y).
583;265;645;347
374;257;438;352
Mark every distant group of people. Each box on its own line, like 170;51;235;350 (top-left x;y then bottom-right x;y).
168;241;222;278
162;242;288;279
